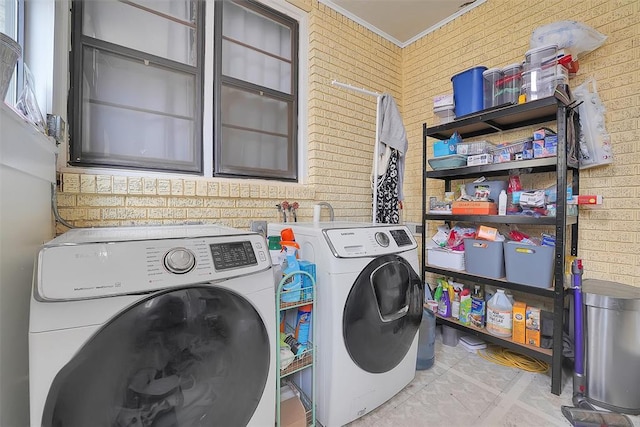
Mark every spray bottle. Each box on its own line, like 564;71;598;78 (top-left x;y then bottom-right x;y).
280;241;302;303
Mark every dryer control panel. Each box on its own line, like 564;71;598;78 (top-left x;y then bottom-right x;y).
36;233;271;301
323;226;417;258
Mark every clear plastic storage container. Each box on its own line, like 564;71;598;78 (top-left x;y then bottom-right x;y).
498;63;523;105
482;68;503;109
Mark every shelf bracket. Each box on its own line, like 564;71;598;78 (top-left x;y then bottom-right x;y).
484;120;504;132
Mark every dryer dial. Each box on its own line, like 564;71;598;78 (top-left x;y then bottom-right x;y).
374;232;390;247
164;248;196;274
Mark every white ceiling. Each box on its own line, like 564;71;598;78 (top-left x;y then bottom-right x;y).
318;0;485;47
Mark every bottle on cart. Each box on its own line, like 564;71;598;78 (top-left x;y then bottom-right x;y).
294;304;312;351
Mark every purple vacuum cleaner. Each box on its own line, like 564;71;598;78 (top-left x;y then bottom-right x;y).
561;259;633;427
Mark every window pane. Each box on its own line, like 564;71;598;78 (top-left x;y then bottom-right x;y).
83;0;197;65
220;127;289;174
221;85;288;135
80;47;198;170
222;2;291;60
1;0;19;104
221;1;291;93
221;40;291;93
219;85;291;175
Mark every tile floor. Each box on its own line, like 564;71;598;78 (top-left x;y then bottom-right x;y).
347;327;640;427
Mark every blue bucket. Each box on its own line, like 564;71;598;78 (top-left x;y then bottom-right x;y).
451;66;487;118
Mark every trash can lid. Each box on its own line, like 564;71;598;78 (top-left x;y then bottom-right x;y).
583;279;640;310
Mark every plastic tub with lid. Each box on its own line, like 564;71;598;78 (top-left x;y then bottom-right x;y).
482;68;503;109
451;66;487;118
525;44;558;69
497;63;523;105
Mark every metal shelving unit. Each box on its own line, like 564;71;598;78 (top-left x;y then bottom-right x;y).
421;89;579;395
276;271;316;426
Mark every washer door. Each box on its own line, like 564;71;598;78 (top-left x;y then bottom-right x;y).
343;254;423;373
41;286;270;427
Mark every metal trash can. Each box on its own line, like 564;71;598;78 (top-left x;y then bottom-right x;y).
583;279;640;415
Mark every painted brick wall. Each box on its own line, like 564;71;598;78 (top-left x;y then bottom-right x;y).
55;0;402;232
402;0;640;286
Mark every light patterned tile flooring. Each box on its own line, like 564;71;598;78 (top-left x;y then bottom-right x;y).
346;327;640;427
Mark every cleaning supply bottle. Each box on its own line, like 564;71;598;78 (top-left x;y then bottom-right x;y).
470;285;486;328
498;189;507;215
280;241;302;303
294;304;312;351
486;289;513;337
433;280;443;303
451;289;460;320
459;287;472;325
437;282;452;318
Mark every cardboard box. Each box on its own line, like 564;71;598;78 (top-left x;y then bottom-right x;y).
568;195;603;205
512;301;526;344
525;306;541;347
467;153;492;166
281;396;307;427
452;201;497;215
533;136;558;158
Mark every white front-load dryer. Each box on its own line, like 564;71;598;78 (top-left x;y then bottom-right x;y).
267;222;423;426
29;225;276;427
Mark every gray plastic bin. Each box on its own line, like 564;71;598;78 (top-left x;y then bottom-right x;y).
583;279;640;415
464;239;505;278
503;242;554;288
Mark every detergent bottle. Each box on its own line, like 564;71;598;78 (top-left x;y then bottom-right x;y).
294;304;312;351
280;241;302;303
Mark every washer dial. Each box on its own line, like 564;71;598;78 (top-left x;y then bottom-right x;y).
375;232;390;247
164;248;196;274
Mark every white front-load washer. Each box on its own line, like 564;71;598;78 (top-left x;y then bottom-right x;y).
29;225;276;427
267;222;423;426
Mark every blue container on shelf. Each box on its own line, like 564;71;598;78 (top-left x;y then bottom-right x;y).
451;66;488;118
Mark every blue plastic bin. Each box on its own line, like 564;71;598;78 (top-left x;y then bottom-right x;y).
451;66;487;118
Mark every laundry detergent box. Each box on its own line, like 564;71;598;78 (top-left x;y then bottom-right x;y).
512;301;527;344
469;297;485;328
525;306;541;347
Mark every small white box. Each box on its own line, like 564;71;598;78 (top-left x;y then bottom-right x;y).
433;94;454;108
426;246;465;270
467;153;492;166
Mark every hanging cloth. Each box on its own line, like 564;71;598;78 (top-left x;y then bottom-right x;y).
373;94;408;224
375;147;400;224
377;94;408;200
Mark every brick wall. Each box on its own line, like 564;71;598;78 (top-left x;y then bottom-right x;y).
402;0;640;286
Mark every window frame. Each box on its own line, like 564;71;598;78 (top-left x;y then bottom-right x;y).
61;0;308;183
68;0;205;174
213;0;299;182
1;0;24;105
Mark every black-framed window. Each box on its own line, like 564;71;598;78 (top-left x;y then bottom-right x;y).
214;0;298;181
68;0;299;181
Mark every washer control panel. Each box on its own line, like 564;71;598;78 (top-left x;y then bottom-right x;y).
324;225;417;258
37;233;271;301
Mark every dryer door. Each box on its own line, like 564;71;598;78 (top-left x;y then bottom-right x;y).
41;286;270;427
343;254;423;373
